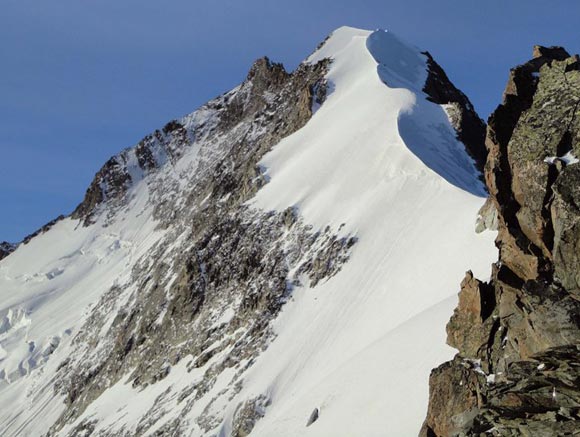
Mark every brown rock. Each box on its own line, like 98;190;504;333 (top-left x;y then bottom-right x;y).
446;272;495;358
422;46;580;436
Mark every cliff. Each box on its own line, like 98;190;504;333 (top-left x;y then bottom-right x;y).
421;46;580;436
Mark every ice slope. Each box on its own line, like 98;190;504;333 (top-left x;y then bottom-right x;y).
0;26;496;436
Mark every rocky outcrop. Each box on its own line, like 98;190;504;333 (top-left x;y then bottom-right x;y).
70;122;190;225
0;242;16;261
475;197;499;233
421;47;580;436
423;52;487;172
231;395;269;437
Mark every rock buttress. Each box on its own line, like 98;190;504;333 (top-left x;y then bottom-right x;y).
421;47;580;436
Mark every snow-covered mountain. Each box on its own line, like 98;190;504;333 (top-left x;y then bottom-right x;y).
0;27;497;436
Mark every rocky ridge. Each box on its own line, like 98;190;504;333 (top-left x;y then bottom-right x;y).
421;46;580;436
0;242;15;261
46;54;350;436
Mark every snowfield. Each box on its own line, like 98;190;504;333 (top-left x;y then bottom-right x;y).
0;26;496;436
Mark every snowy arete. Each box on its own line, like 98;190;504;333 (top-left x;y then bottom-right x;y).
0;27;496;436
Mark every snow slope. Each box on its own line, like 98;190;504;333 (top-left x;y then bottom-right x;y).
0;210;164;436
233;26;496;435
0;26;496;436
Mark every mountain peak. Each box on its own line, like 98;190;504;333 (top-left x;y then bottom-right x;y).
0;27;496;437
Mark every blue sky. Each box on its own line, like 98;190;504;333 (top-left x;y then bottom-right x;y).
2;0;579;242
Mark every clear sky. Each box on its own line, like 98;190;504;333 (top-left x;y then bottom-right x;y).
1;0;579;242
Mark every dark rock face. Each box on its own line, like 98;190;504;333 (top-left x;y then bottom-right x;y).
421;47;580;436
424;347;580;436
0;242;16;261
70;123;189;225
306;407;320;427
71;156;132;223
422;52;488;172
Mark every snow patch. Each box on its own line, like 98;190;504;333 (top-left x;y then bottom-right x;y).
544;151;580;165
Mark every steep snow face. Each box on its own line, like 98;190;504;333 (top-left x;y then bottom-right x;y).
0;26;496;437
253;27;484;230
244;26;495;436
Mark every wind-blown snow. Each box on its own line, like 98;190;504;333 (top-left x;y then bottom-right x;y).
0;25;496;436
